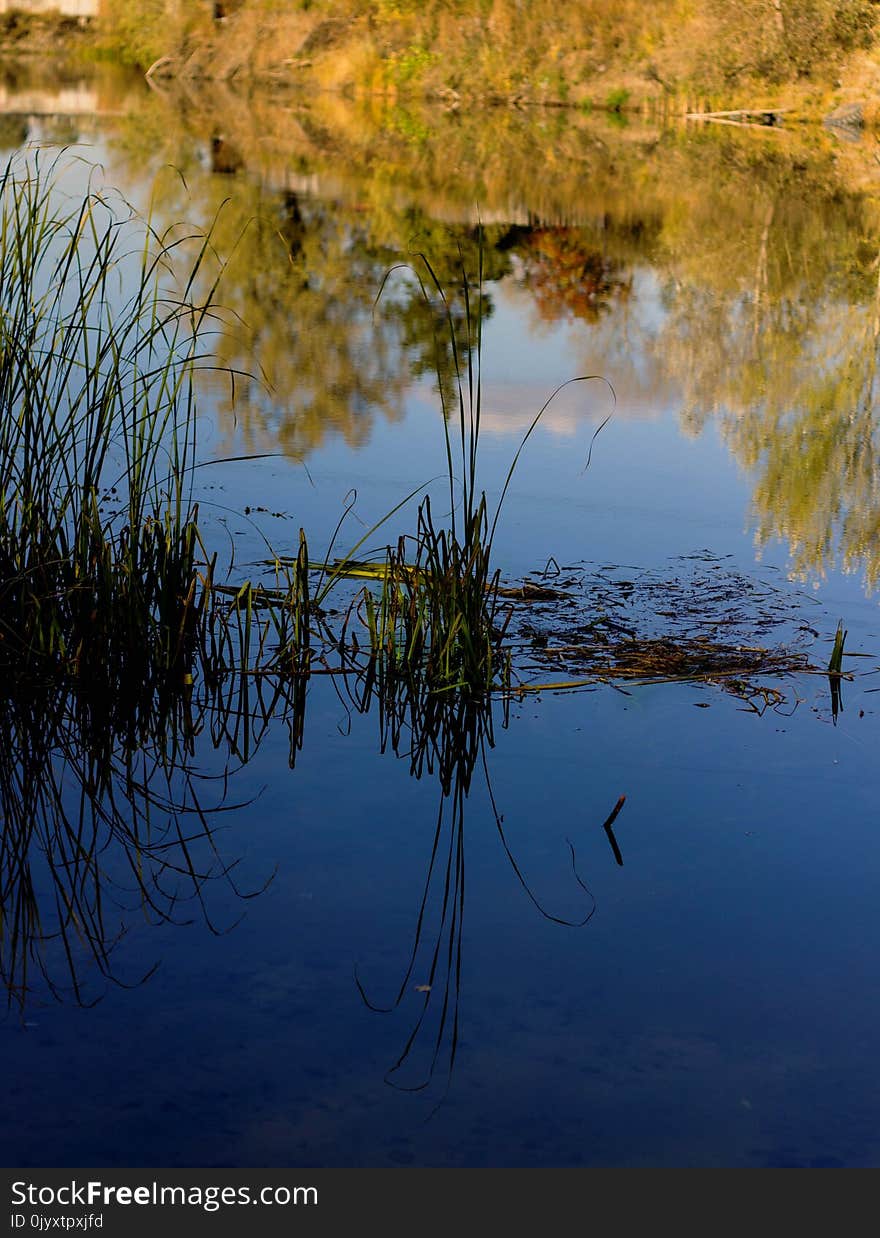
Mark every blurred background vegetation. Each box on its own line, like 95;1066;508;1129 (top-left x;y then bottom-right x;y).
86;1;880;118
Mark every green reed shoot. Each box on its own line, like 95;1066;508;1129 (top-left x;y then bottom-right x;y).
828;620;847;674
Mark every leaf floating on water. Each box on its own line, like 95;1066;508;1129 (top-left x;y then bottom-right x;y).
414;984;431;993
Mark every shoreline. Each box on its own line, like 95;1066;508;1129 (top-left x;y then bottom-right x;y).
1;7;879;132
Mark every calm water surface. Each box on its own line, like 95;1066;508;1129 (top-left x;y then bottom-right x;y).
3;64;880;1167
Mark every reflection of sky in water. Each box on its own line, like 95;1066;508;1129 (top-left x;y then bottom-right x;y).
193;382;745;580
491;266;669;414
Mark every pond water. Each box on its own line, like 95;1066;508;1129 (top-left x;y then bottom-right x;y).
3;63;880;1168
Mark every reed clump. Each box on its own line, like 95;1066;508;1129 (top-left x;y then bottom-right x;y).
359;489;507;696
0;152;224;709
0;147;505;769
291;252;510;698
0;152;598;744
333;254;526;697
332;250;608;700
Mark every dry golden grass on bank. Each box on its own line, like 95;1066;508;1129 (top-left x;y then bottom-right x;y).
78;0;879;124
1;1;877;125
1;0;876;125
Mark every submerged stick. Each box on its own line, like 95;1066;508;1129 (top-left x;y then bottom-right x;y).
600;794;627;867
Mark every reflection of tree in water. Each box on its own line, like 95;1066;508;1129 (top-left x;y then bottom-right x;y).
651;162;880;589
513;226;633;324
98;87;880;585
205;188;407;458
206;196;640;462
198;156;880;587
730;292;880;588
373;219;515;413
0;114;28;153
186;184;514;459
